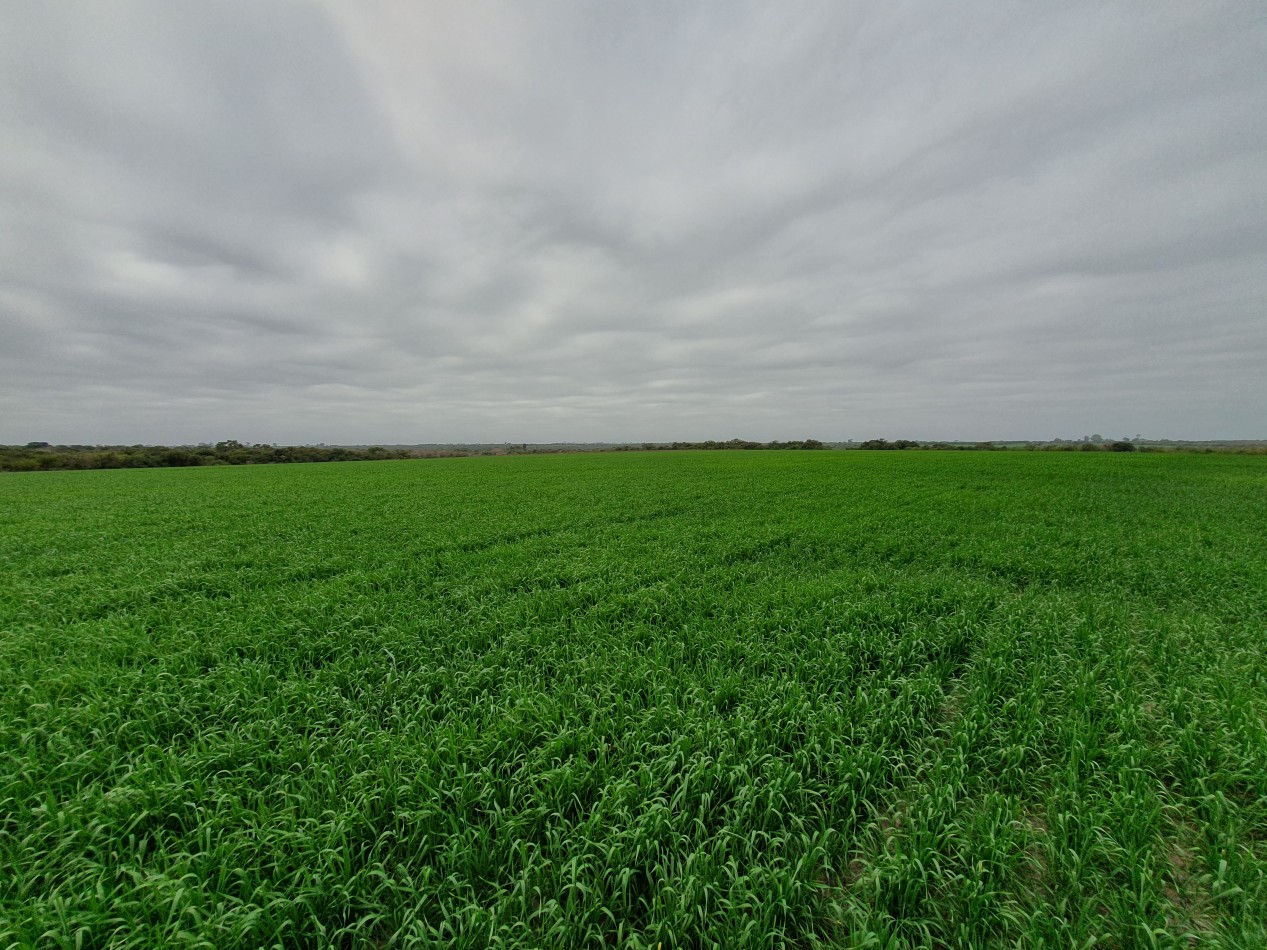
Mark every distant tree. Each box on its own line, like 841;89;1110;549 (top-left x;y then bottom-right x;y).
1110;441;1135;452
163;449;201;467
858;439;919;450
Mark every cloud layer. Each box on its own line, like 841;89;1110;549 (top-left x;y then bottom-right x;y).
2;1;1264;443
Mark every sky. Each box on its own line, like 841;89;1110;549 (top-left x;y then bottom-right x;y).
1;2;1265;445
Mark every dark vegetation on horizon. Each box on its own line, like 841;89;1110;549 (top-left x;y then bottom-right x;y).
0;440;421;472
3;436;1264;472
3;439;825;471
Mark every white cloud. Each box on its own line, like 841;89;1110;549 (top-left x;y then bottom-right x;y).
1;1;1264;443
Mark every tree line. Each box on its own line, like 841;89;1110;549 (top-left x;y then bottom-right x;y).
6;436;1263;473
855;438;1139;451
615;439;828;452
0;440;431;472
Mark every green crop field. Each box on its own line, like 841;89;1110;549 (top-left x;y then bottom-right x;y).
2;451;1265;948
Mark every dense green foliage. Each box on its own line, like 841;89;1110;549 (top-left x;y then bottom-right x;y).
0;441;419;472
646;439;827;451
2;452;1265;948
6;439;1262;473
856;440;922;451
0;439;829;473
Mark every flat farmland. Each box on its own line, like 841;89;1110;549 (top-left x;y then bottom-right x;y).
2;451;1265;948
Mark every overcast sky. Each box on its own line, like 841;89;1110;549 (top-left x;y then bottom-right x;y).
2;2;1264;445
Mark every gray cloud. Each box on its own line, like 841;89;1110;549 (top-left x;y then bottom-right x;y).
1;0;1264;444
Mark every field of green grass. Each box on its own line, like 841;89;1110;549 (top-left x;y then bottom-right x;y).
2;451;1265;948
